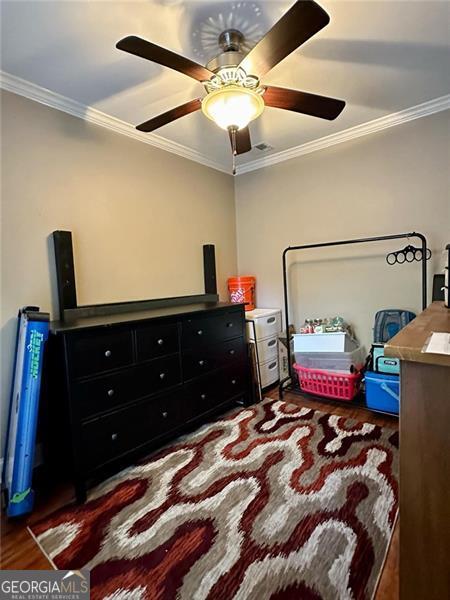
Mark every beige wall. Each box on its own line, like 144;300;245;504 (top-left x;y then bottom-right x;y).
1;89;236;451
235;110;450;352
1;90;449;457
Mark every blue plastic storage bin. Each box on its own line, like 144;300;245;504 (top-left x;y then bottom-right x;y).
365;371;400;414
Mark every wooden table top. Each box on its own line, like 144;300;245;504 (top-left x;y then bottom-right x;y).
385;302;450;367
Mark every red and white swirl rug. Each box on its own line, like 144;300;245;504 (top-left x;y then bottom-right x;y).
30;399;398;599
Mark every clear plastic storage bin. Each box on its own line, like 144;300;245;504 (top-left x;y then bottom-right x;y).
294;346;365;373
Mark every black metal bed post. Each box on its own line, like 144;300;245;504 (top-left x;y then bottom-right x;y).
278;231;428;398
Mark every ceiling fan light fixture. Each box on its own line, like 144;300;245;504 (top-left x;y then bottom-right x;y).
118;0;345;162
201;85;264;130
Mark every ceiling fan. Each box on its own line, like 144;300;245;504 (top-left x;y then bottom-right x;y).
116;0;345;173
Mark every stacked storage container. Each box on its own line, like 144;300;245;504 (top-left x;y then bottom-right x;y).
246;309;282;389
293;330;365;401
365;344;400;414
364;309;415;415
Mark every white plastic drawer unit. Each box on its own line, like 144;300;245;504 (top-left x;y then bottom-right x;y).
259;357;279;388
246;308;282;341
256;335;278;363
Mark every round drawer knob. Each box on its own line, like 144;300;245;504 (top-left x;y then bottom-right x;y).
229;349;235;355
159;372;166;380
162;411;168;418
227;322;233;328
197;330;203;336
200;393;206;400
198;360;205;366
111;433;118;441
157;338;164;345
231;379;237;385
104;350;112;358
107;389;115;397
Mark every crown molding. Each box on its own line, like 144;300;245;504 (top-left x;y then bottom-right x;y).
0;71;229;174
236;94;450;174
1;71;449;177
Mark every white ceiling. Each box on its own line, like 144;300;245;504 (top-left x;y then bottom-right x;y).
1;0;449;172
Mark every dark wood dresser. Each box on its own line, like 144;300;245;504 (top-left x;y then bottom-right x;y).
385;302;450;600
46;301;250;502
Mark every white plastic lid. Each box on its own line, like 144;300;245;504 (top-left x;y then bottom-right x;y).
246;308;281;320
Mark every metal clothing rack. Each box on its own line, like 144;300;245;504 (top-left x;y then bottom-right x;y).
278;231;428;414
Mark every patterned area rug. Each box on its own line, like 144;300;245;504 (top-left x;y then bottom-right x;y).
30;399;399;600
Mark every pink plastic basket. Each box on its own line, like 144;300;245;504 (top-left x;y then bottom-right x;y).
293;363;361;401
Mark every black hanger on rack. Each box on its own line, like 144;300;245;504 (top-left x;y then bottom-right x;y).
386;244;432;265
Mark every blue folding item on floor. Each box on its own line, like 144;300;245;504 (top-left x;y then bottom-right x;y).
365;371;400;415
3;307;49;517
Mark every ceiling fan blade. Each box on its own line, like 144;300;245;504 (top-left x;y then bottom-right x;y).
239;1;330;78
264;86;345;120
136;99;202;132
229;126;252;155
116;36;214;82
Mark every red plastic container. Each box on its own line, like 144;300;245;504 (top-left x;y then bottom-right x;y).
293;363;361;401
227;276;256;311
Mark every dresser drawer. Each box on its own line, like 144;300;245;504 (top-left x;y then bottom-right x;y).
74;369;138;419
183;363;247;421
222;364;248;400
68;329;133;378
134;354;181;397
80;393;182;470
74;355;181;419
182;310;244;349
136;322;179;361
182;338;246;381
183;371;224;420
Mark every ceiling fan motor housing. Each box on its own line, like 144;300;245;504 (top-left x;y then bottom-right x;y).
206;50;244;73
219;29;244;52
206;29;246;73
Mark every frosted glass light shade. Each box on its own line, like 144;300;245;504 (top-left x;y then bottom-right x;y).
201;86;264;130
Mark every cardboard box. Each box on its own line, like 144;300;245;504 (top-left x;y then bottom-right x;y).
278;326;295;380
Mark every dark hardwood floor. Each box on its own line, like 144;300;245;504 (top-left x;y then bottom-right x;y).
0;388;399;599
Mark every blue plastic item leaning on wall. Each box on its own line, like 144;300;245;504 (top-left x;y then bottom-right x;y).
2;307;49;517
373;309;416;343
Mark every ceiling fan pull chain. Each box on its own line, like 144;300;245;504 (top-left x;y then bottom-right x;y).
229;126;237;155
229;126;237;175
